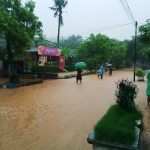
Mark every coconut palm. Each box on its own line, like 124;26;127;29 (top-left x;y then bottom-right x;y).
49;0;68;46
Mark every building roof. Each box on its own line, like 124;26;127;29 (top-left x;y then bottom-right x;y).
28;47;38;52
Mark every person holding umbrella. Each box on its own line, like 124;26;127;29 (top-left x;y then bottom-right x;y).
76;68;82;83
75;62;86;83
109;67;113;76
106;63;113;76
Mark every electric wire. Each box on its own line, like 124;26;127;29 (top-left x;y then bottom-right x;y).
44;22;133;49
119;0;135;26
124;0;135;22
118;0;130;19
60;22;132;37
120;0;135;24
119;0;134;26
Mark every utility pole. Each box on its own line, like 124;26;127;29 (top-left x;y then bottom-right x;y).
133;21;138;82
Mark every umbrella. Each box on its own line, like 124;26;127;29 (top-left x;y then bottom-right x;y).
75;62;86;68
106;64;112;67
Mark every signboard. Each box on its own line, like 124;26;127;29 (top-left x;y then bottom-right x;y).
38;46;61;56
58;56;65;70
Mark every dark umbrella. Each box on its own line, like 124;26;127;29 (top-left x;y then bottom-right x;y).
106;64;112;67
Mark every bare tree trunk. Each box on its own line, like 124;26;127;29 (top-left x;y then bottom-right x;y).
57;14;61;46
6;36;13;76
6;35;20;83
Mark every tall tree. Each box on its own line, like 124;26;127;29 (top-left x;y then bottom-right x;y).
61;46;73;65
62;35;83;49
138;19;150;60
111;40;127;69
77;34;115;71
139;19;150;44
49;0;68;46
34;37;51;47
0;0;43;82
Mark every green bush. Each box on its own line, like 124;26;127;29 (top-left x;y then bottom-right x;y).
94;105;143;145
94;79;142;146
44;65;60;73
24;61;36;72
9;74;20;83
31;65;60;73
141;65;146;70
65;65;76;72
135;69;146;76
115;79;139;109
31;65;43;72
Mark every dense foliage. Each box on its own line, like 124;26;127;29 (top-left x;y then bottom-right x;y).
115;79;139;109
61;35;83;49
77;34;127;71
31;65;59;73
138;19;150;61
0;0;43;82
110;39;126;69
135;69;146;77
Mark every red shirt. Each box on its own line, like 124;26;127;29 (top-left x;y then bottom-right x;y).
77;69;82;76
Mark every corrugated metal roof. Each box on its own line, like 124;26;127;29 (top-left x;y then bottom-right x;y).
28;47;38;52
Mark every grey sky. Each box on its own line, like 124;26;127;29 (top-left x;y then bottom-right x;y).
22;0;150;41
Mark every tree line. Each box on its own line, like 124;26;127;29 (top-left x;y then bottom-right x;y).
0;0;150;82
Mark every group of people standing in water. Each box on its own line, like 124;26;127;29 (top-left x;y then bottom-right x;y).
97;66;113;79
76;66;150;107
76;66;113;83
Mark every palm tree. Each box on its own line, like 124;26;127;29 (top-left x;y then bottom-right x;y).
49;0;68;46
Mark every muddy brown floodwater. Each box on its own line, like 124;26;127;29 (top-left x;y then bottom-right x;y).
0;69;150;150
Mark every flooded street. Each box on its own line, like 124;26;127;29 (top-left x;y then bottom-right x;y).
0;69;150;150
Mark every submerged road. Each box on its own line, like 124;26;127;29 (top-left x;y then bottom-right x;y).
0;69;149;150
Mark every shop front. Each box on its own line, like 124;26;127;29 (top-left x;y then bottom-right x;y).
37;46;65;79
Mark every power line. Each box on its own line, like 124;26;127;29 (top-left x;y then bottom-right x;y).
119;0;132;22
60;22;132;37
120;0;134;22
119;0;134;25
124;0;135;22
119;0;135;26
45;22;132;48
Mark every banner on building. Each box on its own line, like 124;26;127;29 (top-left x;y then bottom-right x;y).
38;46;61;56
58;56;65;70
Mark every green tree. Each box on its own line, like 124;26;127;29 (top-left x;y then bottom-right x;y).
138;19;150;60
60;35;83;63
0;46;6;60
139;19;150;44
0;0;43;82
111;40;127;69
77;34;115;71
61;46;73;65
61;35;83;49
49;0;68;46
125;37;146;66
34;37;51;47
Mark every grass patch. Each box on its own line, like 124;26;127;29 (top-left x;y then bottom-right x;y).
94;104;143;145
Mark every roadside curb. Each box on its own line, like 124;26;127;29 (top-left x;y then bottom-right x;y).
0;79;43;89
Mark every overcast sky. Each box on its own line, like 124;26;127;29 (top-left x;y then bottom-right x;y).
22;0;150;41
